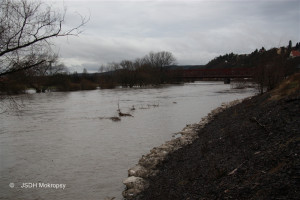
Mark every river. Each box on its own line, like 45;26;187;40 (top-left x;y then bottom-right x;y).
0;82;255;200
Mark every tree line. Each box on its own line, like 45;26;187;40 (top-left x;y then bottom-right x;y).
0;0;180;94
206;41;300;94
0;1;299;95
98;51;179;89
0;50;179;94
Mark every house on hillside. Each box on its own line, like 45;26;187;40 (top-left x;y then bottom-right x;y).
259;47;266;53
290;50;300;58
277;47;287;55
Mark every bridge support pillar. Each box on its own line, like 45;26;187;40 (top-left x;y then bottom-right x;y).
224;78;231;84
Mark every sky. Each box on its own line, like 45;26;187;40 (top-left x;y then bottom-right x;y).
48;0;300;73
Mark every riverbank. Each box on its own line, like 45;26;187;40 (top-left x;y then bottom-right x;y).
123;74;300;199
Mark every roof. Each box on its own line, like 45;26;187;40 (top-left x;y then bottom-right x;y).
290;50;300;57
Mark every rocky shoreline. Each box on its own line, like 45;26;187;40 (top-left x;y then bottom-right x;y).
122;99;248;199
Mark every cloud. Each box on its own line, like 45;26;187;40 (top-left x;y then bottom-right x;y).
51;0;300;72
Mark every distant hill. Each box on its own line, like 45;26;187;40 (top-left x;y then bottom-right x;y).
165;65;206;70
169;43;300;71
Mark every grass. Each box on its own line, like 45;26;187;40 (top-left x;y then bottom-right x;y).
270;73;300;100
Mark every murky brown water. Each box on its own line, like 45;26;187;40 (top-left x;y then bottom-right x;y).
0;82;255;200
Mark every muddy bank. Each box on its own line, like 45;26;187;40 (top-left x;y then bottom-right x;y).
123;78;300;199
122;99;247;199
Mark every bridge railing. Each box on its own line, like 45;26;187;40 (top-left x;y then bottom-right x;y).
181;67;254;78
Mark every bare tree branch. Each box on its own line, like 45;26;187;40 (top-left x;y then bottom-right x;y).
0;0;88;77
0;60;46;77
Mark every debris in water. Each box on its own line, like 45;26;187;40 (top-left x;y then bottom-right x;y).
131;105;136;111
118;111;133;117
110;117;121;122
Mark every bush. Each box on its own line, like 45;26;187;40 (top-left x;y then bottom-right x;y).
80;79;98;90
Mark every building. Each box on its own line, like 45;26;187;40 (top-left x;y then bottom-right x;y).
290;50;300;58
277;47;286;55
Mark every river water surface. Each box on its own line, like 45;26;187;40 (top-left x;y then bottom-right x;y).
0;82;255;200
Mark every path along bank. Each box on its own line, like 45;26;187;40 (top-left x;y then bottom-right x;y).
122;74;300;200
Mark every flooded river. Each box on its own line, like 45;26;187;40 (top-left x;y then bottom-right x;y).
0;82;255;200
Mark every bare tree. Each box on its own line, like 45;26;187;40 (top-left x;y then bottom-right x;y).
0;0;88;77
254;64;266;94
24;53;68;76
0;0;87;111
120;60;135;71
107;62;121;71
143;51;176;68
83;68;88;74
143;51;176;83
98;64;107;73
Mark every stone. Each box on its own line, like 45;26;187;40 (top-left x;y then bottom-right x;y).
122;188;142;200
123;176;149;191
139;155;162;169
128;165;148;178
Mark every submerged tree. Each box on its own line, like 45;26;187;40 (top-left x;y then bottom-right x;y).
143;51;176;83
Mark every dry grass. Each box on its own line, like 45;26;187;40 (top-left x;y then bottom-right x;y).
270;73;300;100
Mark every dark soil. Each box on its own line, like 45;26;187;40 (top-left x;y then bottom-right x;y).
138;92;300;200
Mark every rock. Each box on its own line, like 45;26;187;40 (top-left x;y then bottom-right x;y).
123;176;149;191
122;188;142;200
179;136;192;145
103;197;115;200
128;165;149;178
138;155;163;169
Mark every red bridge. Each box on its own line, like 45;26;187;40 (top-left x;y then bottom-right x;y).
180;67;254;79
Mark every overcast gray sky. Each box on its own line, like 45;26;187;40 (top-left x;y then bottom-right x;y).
50;0;300;73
